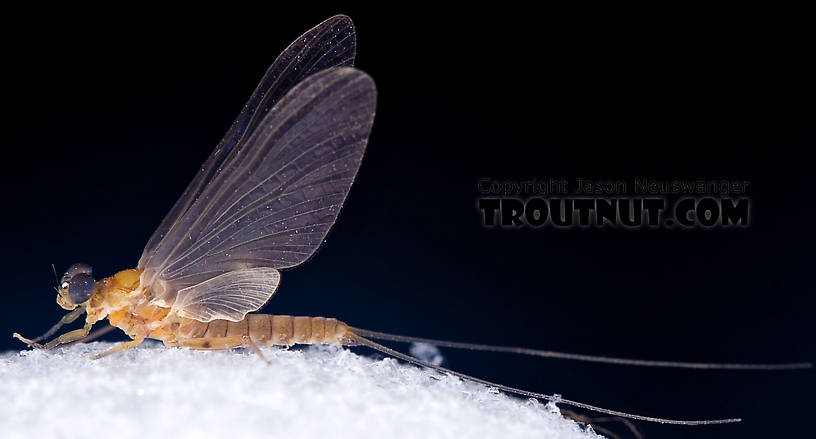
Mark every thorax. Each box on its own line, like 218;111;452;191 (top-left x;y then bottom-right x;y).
88;269;175;340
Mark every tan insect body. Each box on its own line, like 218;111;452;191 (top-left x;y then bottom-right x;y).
13;15;810;435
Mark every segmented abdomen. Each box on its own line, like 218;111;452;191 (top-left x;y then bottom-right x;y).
177;314;349;346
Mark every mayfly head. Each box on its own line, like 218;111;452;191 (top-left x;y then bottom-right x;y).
56;263;96;310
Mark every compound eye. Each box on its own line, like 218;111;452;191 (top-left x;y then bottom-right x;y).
64;263;93;279
68;273;95;304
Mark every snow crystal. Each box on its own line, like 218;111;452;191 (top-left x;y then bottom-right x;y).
0;341;601;439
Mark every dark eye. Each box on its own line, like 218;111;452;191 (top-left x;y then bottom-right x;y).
68;273;96;304
64;263;93;279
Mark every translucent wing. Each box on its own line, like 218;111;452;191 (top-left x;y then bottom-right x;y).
171;267;281;322
141;67;377;321
139;15;356;270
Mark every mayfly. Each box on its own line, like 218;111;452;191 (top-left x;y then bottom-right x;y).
13;15;810;432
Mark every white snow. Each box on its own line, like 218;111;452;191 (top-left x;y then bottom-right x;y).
0;341;601;439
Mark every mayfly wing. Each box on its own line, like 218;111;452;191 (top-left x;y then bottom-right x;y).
139;15;356;271
142;67;377;322
172;267;281;322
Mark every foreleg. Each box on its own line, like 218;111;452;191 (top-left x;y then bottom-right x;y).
13;321;94;350
12;306;86;345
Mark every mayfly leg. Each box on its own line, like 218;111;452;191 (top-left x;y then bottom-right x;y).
86;336;144;360
242;336;271;365
177;335;246;350
13;323;115;352
176;335;271;365
13;320;94;350
21;306;86;344
62;324;117;347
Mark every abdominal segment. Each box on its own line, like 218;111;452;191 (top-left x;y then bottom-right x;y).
172;314;350;350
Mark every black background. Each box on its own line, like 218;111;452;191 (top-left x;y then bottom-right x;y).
2;6;812;438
